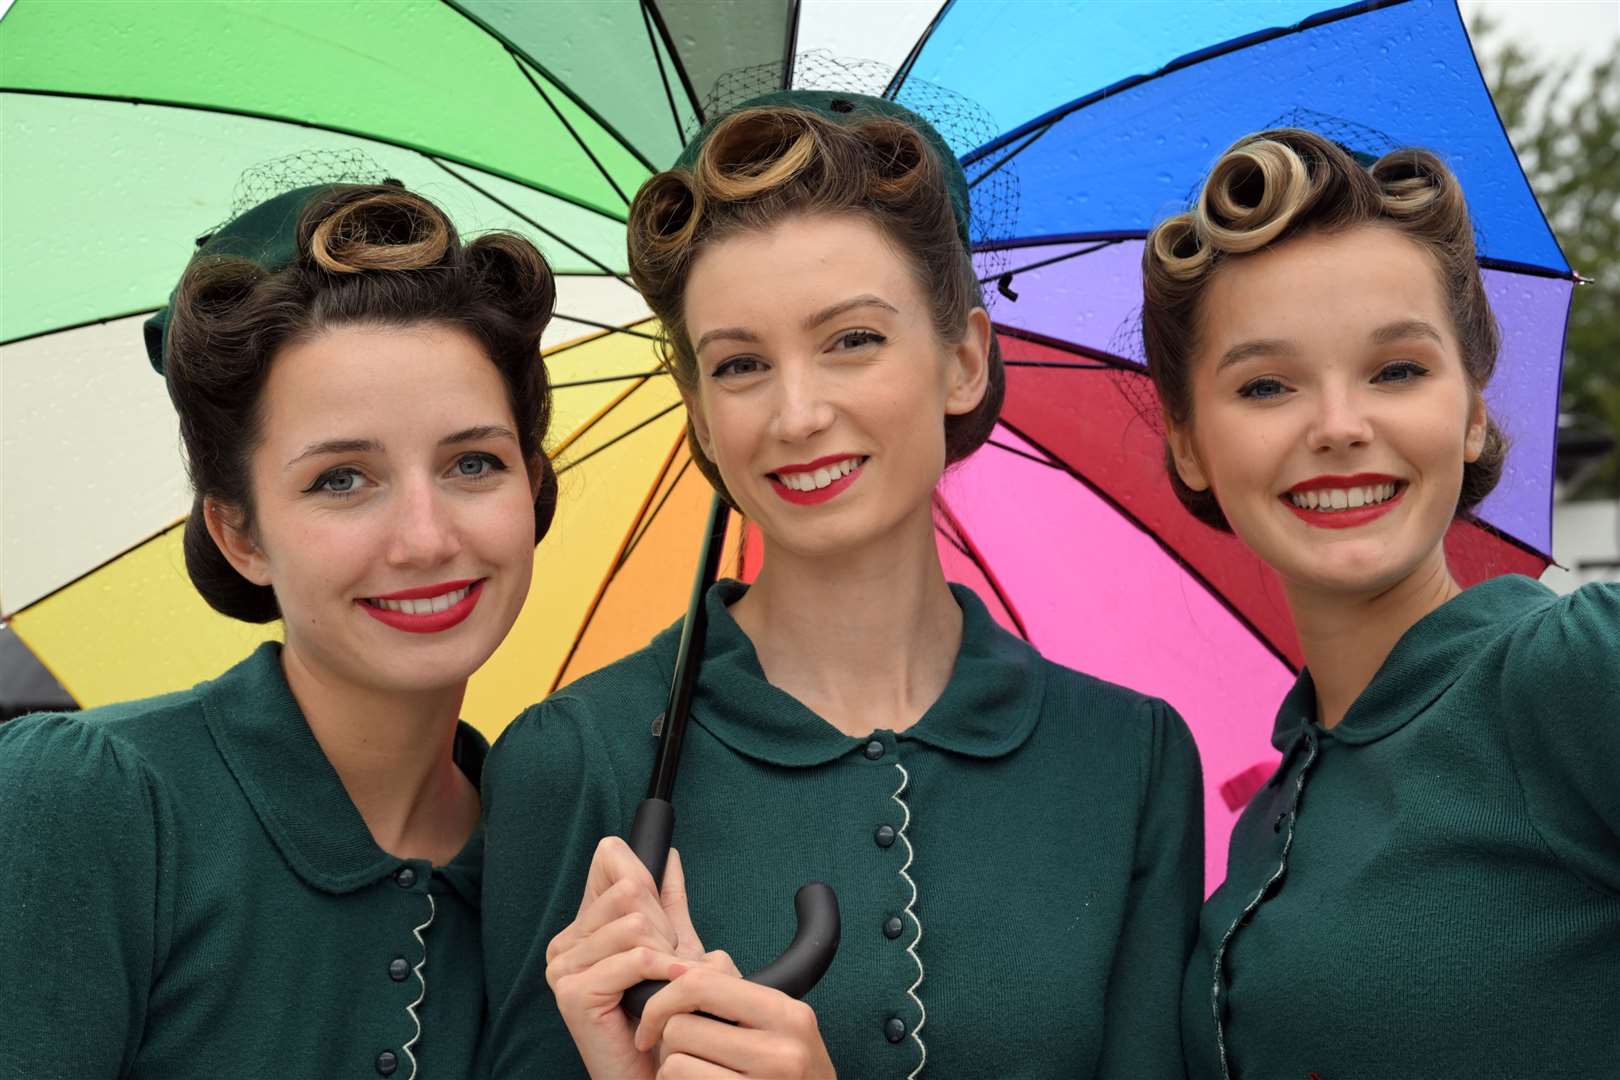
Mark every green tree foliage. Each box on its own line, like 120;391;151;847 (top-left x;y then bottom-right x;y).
1471;16;1620;499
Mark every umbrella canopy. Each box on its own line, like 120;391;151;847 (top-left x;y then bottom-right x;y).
1;0;1570;884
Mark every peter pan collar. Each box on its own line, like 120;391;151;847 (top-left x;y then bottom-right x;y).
1271;573;1556;750
674;580;1047;767
200;642;487;897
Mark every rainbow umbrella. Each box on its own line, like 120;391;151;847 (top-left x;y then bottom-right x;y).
1;0;1569;884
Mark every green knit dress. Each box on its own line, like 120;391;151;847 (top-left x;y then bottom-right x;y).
0;643;488;1079
482;581;1205;1078
1184;576;1620;1080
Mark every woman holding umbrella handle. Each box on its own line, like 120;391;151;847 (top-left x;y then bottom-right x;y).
1142;129;1620;1079
0;181;559;1079
481;90;1205;1078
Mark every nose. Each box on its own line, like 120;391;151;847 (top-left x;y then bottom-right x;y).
385;476;462;568
1307;384;1374;454
769;361;836;444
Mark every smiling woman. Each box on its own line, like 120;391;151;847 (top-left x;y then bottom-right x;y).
481;91;1205;1080
1141;129;1620;1079
0;183;557;1079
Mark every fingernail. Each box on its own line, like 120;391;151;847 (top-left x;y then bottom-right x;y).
668;962;689;979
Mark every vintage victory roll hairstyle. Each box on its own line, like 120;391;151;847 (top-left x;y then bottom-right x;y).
158;183;558;622
1140;127;1507;531
625;95;1004;506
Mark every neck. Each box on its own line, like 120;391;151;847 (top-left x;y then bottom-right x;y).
280;643;478;864
729;504;962;737
1284;544;1462;729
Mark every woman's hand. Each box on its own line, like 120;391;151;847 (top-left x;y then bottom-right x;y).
546;838;709;1080
635;962;837;1079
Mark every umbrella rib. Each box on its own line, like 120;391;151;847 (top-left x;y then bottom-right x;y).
549;374;657;459
553;314;660;341
544;320;661;358
555;402;683;477
506;53;633;207
640;1;691;144
978;240;1120;284
621;455;696;569
426;157;638;291
781;0;804;89
1002;360;1114;370
886;0;956;97
552;369;668;390
997;415;1300;674
549;431;687;693
932;493;1031;641
0;87;630;225
0;307;162;349
986;439;1065;470
642;1;707;126
977;230;1149;252
2;517;185;622
957;0;1420;173
437;0;660;174
994;324;1144;372
966;124;1049;191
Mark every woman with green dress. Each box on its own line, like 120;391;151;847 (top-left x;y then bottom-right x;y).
1141;128;1620;1079
481;91;1206;1079
0;182;557;1078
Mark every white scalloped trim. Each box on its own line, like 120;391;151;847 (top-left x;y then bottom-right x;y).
403;893;435;1080
891;762;927;1078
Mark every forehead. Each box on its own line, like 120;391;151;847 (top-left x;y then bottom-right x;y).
258;323;513;444
1200;225;1452;347
683;214;924;332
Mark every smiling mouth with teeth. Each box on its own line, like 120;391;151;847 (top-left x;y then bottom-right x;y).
1286;482;1400;511
363;584;474;614
771;455;865;492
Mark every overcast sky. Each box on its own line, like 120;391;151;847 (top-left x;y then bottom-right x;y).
1460;0;1618;62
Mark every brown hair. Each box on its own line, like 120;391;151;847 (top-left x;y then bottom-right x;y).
626;106;1002;505
1141;128;1506;531
164;185;557;622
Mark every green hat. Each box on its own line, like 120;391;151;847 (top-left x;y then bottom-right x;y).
673;89;971;247
143;183;344;375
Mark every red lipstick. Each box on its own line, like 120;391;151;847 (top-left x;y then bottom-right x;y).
1281;475;1405;530
1286;473;1400;493
359;579;484;634
767;455;866;506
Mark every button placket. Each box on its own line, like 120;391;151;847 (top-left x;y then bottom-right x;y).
1210;733;1320;1080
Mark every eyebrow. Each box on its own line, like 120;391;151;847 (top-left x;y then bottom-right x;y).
285;426;519;470
286;438;380;470
803;294;898;330
692;294;899;355
1370;318;1445;347
1215;338;1296;372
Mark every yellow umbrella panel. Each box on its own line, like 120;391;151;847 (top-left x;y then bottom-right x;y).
9;319;743;744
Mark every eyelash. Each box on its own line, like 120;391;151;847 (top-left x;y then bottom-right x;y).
1237;377;1288;401
1374;360;1430;383
709;330;887;378
835;329;885;350
712;356;765;379
1238;361;1433;401
307;467;366;498
305;453;508;499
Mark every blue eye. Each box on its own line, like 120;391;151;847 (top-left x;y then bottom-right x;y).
1238;377;1289;400
1375;361;1430;384
455;452;507;479
308;467;366;497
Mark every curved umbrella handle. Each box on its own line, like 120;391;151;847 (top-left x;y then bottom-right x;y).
620;798;841;1019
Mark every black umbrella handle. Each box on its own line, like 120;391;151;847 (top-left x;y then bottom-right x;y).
622;797;841;1019
618;494;840;1020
